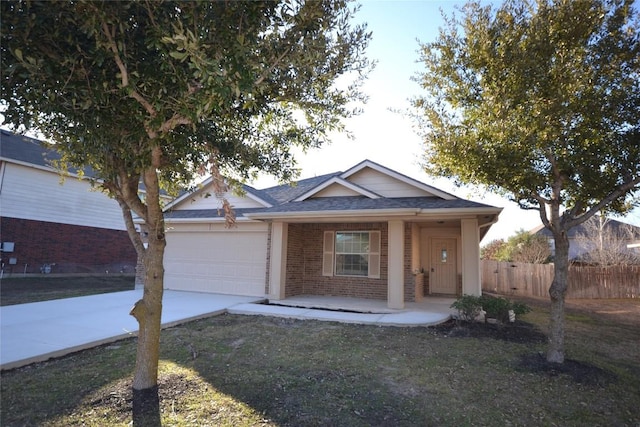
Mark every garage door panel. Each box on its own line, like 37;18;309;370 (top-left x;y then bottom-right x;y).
164;229;268;296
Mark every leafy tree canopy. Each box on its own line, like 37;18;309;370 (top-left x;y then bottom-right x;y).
413;0;640;228
482;230;551;263
1;0;372;197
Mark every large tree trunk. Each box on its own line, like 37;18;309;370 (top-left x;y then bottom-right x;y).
130;233;165;426
129;162;166;426
547;230;570;363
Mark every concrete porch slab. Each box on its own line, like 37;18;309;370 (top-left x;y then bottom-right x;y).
229;295;456;327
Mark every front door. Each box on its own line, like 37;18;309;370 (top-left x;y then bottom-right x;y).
430;238;457;294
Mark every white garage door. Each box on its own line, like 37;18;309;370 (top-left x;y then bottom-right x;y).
163;225;268;296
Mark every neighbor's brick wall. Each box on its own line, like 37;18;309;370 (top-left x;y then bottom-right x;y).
286;222;389;301
0;217;137;274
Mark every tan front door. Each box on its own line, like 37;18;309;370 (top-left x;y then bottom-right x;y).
430;238;457;294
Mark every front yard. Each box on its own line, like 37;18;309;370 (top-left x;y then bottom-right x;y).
1;296;639;426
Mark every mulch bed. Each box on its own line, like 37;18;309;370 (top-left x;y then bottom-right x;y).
430;319;547;343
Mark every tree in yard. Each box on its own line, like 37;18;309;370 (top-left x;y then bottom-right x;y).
1;0;372;424
412;0;639;363
502;229;552;264
480;238;506;260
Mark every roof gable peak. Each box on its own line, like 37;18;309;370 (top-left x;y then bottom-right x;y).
164;177;273;211
293;176;381;201
340;159;456;200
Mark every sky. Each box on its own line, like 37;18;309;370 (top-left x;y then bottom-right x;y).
252;0;640;244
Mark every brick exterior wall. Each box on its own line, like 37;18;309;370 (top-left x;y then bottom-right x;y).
285;222;390;301
285;223;305;297
0;217;137;274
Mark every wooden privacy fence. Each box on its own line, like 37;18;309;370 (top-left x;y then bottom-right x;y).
481;261;640;299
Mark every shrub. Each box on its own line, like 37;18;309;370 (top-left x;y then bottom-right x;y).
479;295;512;322
450;295;483;321
480;295;531;322
510;301;532;316
451;294;531;323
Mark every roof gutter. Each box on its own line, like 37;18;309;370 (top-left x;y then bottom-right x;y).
163;216;258;224
245;208;422;220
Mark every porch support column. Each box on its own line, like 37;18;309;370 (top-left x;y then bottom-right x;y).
387;220;405;309
461;218;481;296
268;221;288;300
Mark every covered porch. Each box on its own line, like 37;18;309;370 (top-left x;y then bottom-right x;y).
266;215;496;310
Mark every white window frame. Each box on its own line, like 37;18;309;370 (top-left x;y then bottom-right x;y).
322;230;380;278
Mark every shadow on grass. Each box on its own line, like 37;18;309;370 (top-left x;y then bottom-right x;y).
2;312;639;426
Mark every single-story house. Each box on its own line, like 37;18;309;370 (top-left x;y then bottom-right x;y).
0;129;137;275
162;160;502;309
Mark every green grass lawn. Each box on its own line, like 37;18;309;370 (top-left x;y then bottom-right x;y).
0;275;135;306
2;299;639;426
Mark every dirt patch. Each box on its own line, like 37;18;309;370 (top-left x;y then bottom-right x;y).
86;373;203;420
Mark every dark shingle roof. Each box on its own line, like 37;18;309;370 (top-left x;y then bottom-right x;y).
0;129;94;176
164;197;495;220
239;184;280;206
0;129;59;168
251;196;495;214
261;172;342;204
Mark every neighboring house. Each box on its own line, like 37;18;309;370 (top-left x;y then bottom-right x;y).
161;160;502;309
532;217;640;264
0;129;137;275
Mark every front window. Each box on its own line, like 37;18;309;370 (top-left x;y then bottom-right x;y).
335;232;369;276
322;230;380;278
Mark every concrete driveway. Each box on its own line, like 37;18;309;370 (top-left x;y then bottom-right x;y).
0;290;262;370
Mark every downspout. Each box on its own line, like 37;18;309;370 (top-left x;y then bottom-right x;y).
0;161;6;194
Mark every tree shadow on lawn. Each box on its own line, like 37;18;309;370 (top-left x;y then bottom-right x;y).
434;319;618;387
1;314;627;426
163;316;624;426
